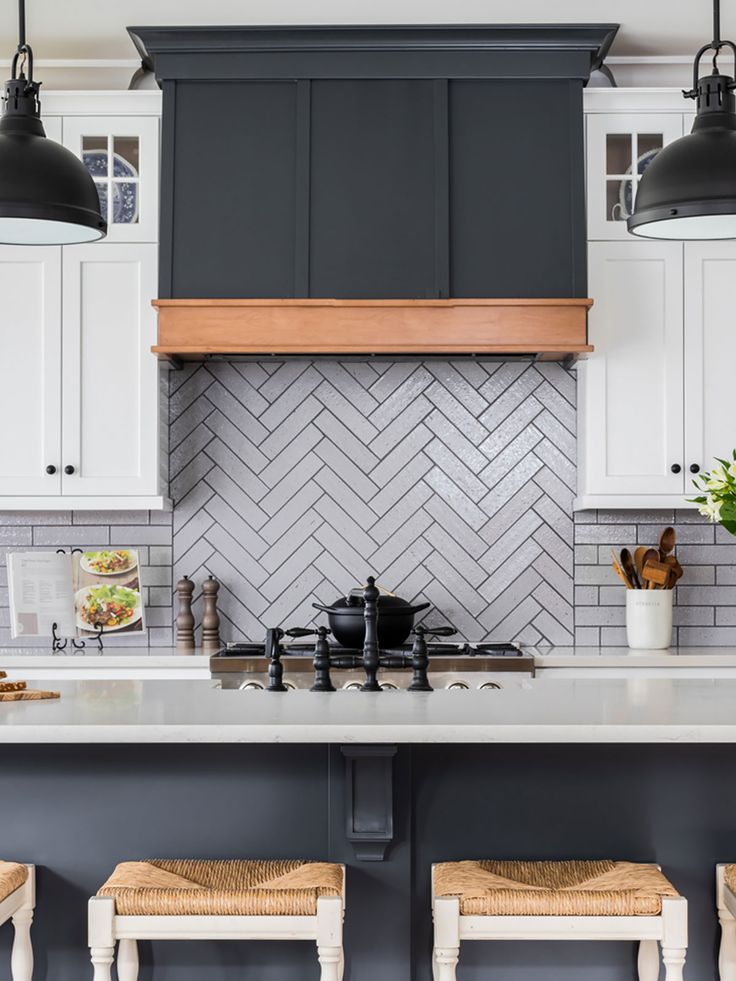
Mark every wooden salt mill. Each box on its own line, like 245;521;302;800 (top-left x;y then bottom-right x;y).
175;575;195;651
201;574;222;652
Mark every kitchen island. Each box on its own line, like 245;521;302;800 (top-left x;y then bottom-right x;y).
2;675;735;981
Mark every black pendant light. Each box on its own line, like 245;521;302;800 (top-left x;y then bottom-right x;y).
0;0;106;244
629;0;736;239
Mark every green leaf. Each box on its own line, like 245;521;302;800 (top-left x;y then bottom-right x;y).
721;518;736;538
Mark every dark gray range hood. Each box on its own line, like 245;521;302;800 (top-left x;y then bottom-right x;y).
130;24;618;360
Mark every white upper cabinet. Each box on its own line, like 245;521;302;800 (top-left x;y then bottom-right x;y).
61;244;158;496
684;242;736;481
62;115;159;243
577;92;719;509
0;248;62;496
586;112;684;240
579;241;684;503
0;93;165;510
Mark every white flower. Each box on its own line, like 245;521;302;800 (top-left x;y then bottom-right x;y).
729;461;736;480
699;495;723;522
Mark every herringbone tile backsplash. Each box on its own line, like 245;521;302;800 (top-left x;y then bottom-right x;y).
1;358;734;648
170;360;576;644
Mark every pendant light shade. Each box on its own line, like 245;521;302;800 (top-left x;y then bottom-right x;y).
629;0;736;239
0;3;106;244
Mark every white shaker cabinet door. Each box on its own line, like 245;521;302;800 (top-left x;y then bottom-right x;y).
61;243;159;496
685;242;736;481
579;241;685;498
0;247;62;495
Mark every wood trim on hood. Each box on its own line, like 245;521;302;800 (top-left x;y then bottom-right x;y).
151;297;593;361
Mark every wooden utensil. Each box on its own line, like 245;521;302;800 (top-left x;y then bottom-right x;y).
642;559;671;589
659;526;676;562
664;554;684;589
634;546;649;584
620;548;641;589
610;550;633;589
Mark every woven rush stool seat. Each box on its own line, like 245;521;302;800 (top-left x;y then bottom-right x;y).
434;860;679;917
432;859;687;981
97;859;343;917
0;862;27;904
716;864;736;979
89;859;345;981
0;862;34;981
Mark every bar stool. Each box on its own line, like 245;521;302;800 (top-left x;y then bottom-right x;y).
0;862;34;981
88;858;345;980
716;864;736;979
432;859;687;980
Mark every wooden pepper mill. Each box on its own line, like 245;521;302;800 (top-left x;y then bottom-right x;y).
175;575;195;651
201;574;222;652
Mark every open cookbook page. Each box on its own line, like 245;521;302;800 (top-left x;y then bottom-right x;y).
7;552;76;638
72;550;146;637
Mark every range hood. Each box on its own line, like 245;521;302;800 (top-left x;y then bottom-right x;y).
151;298;593;362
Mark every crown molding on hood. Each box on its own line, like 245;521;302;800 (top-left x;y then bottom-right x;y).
151;297;593;363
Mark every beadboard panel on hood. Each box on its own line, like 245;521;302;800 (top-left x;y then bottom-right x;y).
170;360;577;644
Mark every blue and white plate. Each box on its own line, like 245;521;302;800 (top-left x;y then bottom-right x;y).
619;149;660;219
83;150;139;225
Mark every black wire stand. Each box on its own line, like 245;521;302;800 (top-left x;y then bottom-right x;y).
50;548;104;653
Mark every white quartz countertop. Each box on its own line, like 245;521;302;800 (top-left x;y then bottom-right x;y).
3;676;736;744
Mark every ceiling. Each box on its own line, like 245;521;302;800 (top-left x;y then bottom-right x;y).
0;1;730;61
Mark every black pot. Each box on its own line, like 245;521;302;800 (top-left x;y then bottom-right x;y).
312;589;430;649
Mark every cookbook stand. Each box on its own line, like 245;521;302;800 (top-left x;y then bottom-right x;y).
50;548;104;653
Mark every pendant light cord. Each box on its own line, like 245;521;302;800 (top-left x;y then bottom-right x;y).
17;0;26;49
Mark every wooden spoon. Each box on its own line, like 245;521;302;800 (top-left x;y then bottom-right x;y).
664;554;683;589
620;548;640;589
610;550;633;589
659;526;676;562
634;546;649;584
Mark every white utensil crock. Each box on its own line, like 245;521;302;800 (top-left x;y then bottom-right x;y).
626;590;673;650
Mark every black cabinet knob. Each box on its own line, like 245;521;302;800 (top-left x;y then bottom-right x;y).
690;464;700;474
45;465;56;475
670;464;682;474
64;465;75;475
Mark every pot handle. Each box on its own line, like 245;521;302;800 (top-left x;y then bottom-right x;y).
407;601;431;614
312;603;334;614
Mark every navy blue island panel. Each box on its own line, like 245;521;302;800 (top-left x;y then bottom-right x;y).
0;742;731;980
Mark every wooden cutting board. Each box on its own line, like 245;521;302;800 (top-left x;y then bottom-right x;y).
0;689;60;702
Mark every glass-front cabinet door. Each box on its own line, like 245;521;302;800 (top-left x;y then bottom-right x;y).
62;116;159;242
586;113;684;240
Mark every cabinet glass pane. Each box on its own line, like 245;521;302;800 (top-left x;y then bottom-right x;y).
607;179;631;221
113;136;140;175
82;137;109;180
638;133;664;156
112;182;139;224
606;134;632;175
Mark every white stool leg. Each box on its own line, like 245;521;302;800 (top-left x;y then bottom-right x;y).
117;939;139;981
318;947;342;981
10;909;33;981
11;866;35;981
718;865;736;981
316;896;343;981
433;897;460;981
638;939;660;981
661;896;688;981
337;950;344;981
662;948;686;981
88;896;116;981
